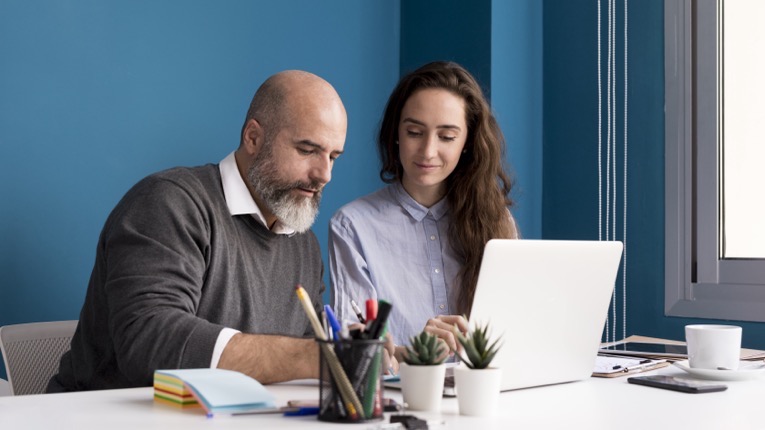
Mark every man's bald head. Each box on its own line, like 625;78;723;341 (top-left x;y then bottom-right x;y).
241;70;346;145
235;70;347;232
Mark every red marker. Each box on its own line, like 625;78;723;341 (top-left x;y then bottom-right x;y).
365;299;378;322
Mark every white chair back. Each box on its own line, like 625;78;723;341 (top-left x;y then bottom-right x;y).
0;320;77;395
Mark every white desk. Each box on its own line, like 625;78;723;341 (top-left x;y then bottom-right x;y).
1;366;763;430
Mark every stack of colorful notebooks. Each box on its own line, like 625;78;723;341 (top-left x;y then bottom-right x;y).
153;370;200;408
152;369;276;416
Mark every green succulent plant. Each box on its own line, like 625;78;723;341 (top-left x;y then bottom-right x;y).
454;321;502;369
403;331;448;365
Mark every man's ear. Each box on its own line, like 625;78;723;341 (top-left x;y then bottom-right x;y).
241;118;263;156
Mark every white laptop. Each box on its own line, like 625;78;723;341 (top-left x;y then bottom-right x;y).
466;239;623;391
386;239;623;394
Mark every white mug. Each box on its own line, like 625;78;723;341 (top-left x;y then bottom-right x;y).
685;324;742;370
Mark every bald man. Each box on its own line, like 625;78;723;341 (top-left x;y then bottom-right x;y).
48;71;357;392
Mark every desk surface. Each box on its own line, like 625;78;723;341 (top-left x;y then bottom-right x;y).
1;366;763;430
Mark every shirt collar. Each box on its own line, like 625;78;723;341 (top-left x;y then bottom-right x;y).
219;151;295;235
392;181;449;222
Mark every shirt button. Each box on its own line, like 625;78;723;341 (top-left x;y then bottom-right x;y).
430;235;436;240
434;269;440;274
439;304;445;310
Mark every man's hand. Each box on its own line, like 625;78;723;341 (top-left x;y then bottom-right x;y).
218;333;319;384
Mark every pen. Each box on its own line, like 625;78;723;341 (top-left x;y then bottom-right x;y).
283;406;320;416
351;299;366;324
368;300;392;339
324;304;343;341
232;406;310;416
622;359;655;373
363;302;394;417
287;399;318;407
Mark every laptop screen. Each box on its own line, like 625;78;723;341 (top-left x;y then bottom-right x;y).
469;239;623;391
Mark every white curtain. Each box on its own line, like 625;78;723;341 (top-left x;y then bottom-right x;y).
598;0;628;343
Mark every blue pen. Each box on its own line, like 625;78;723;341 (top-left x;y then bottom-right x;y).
283;406;320;416
323;304;343;341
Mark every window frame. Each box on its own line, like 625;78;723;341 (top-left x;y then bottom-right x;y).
665;0;765;322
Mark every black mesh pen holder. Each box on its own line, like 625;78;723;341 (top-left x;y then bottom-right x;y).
317;338;385;423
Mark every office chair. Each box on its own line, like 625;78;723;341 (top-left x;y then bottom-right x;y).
0;320;78;395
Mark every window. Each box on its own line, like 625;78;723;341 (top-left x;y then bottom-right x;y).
720;2;765;258
665;0;765;322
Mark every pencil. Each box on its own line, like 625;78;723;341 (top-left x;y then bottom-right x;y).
295;285;326;338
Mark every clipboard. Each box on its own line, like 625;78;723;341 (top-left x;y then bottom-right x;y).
592;355;670;378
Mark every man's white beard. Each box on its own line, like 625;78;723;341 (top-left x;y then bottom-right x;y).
247;145;321;233
266;189;320;233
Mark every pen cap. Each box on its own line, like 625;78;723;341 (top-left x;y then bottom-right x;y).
365;300;378;321
317;339;385;423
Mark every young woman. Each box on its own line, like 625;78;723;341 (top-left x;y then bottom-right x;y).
329;61;518;354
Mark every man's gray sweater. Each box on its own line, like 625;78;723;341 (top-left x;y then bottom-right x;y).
48;164;324;392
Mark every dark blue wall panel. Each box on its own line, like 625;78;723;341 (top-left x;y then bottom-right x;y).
400;0;492;94
400;0;543;238
542;0;765;349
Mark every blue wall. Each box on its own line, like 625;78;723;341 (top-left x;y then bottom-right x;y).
0;0;400;326
492;0;543;237
0;0;545;322
0;0;544;380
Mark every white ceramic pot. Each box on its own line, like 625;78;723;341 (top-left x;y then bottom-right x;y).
398;362;446;412
453;366;502;416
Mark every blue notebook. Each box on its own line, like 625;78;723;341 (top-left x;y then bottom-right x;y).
154;369;276;415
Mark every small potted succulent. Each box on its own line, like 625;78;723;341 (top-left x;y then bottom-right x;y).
398;331;448;412
453;321;503;416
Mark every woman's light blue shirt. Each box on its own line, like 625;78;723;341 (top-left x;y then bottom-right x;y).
328;182;461;346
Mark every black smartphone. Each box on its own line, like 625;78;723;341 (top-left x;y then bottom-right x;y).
627;375;727;393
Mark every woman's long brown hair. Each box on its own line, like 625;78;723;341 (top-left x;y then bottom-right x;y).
378;61;518;316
